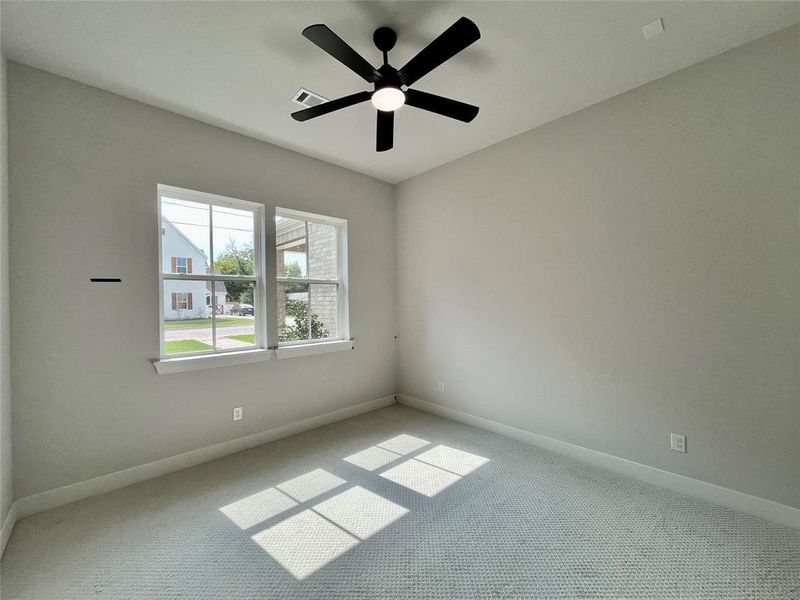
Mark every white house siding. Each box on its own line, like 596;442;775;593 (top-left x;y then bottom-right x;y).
161;219;211;320
163;279;209;320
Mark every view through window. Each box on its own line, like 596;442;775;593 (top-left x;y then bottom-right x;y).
275;208;347;345
159;185;262;357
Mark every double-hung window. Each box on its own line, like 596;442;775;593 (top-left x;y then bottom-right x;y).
173;257;190;274
156;187;348;371
158;185;264;358
173;291;190;311
275;208;348;346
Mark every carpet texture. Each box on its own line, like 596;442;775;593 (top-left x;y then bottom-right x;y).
2;404;798;599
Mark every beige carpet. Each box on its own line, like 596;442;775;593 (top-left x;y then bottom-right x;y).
2;404;798;599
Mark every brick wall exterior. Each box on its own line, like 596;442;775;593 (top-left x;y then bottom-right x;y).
308;222;338;338
276;221;338;340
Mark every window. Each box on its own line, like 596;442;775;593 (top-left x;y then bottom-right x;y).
155;189;350;372
172;257;191;274
173;292;191;311
276;208;348;346
159;185;264;358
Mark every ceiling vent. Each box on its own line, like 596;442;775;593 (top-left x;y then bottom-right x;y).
292;88;329;108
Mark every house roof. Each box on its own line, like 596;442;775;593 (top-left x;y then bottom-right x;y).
207;281;228;294
162;217;209;267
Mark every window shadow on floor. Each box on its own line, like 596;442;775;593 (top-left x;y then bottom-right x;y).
218;434;490;580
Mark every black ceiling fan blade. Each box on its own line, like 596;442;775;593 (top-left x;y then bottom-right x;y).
376;110;394;152
398;17;480;87
303;24;381;83
292;91;372;122
404;89;479;122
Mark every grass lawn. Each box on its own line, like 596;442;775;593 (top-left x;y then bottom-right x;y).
226;334;255;344
165;339;213;354
164;317;252;330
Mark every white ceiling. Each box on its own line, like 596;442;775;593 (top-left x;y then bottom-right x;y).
2;1;799;183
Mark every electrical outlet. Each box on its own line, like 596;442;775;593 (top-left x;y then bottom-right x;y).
670;432;686;453
437;382;445;393
233;406;243;422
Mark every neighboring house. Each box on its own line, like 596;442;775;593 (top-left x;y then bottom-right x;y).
161;218;227;320
208;280;229;315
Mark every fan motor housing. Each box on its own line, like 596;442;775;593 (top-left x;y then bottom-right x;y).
373;27;397;53
375;64;402;91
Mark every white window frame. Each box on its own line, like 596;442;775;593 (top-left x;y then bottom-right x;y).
175;291;190;310
275;207;349;348
157;184;268;363
175;257;188;274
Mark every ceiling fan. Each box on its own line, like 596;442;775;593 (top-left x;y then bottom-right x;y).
291;17;481;152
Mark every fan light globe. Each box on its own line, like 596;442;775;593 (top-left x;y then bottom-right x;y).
371;87;405;111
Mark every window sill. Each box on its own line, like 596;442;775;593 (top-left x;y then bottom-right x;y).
275;339;355;359
152;340;354;373
153;348;273;375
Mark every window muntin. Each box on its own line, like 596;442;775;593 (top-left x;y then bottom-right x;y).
159;185;264;358
276;208;347;346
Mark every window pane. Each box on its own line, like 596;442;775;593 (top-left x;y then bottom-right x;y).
215;280;256;350
278;282;309;342
276;216;307;278
161;197;210;274
163;279;213;354
212;205;255;276
310;283;338;339
308;222;338;280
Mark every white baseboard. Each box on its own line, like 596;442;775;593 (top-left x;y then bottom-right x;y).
399;394;800;530
1;501;18;558
6;394;397;545
5;391;795;559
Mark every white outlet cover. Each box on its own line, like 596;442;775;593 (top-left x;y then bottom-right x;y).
642;18;665;40
233;407;243;421
670;432;686;453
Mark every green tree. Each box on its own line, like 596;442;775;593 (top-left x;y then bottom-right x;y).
282;261;306;293
279;299;330;342
213;241;254;303
284;262;302;277
278;260;329;340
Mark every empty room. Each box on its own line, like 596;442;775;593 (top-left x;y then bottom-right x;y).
0;1;798;598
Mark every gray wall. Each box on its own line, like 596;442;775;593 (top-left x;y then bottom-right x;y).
1;53;13;524
6;25;799;512
396;26;800;508
8;63;396;499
